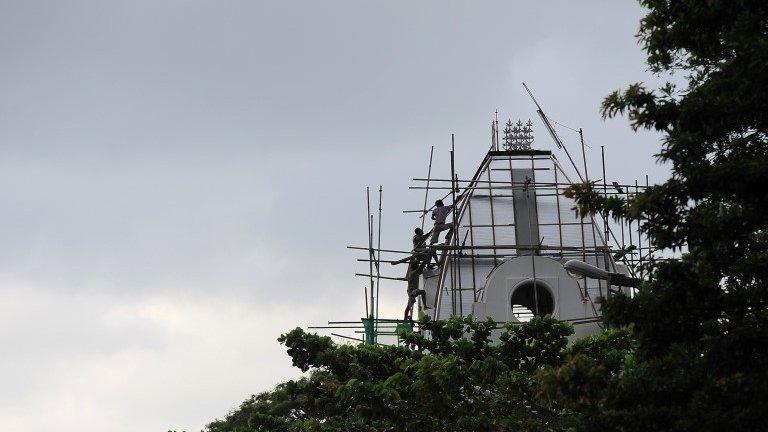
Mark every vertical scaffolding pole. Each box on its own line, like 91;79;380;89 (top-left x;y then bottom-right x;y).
578;173;588;298
450;134;463;317
645;174;651;264
626;187;634;270
579;129;589;180
376;186;383;329
580;129;603;297
455;175;463;316
529;155;542;245
528;155;541;315
553;160;564;252
601;146;612;298
487;159;499;266
601;147;609;247
467;196;478;301
366;188;374;321
421;146;434;231
635;179;642;277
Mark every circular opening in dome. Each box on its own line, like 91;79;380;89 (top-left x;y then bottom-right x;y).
510;281;554;322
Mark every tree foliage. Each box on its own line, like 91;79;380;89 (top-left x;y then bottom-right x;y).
558;1;768;430
207;317;635;432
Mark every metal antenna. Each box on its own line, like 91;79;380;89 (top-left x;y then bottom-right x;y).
522;82;585;182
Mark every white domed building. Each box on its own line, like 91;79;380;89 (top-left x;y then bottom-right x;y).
418;124;632;339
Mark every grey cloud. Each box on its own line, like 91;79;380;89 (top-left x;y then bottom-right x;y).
0;1;668;431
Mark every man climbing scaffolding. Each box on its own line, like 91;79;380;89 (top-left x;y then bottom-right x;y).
391;227;437;320
402;257;428;320
429;192;463;244
412;227;439;268
412;227;431;249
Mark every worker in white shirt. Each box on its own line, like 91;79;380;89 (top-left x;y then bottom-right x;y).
430;194;463;244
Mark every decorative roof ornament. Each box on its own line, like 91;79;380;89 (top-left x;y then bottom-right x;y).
502;119;534;150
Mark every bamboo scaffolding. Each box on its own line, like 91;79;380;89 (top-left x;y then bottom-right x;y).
343;125;675;338
421;146;434;231
411;178;648;190
366;188;375;322
375;185;383;332
355;273;406;281
350;243;628;254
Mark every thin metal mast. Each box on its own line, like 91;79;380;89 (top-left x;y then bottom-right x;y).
522;82;585;182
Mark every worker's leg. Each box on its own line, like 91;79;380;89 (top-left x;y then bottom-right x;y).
443;222;456;244
430;223;449;244
412;250;427;268
404;295;415;321
414;248;438;268
416;289;428;310
428;248;440;267
433;249;441;264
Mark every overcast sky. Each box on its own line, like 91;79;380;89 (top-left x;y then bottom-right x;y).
0;1;666;431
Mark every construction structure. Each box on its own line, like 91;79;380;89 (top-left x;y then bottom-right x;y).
312;85;655;345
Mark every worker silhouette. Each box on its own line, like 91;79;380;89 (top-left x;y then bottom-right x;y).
412;227;439;268
391;228;436;320
412;227;430;249
402;257;429;320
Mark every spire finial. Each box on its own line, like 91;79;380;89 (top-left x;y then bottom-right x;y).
502;118;534;150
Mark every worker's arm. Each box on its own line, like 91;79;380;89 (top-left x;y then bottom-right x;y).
447;194;465;211
391;255;415;265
